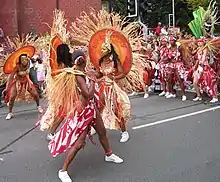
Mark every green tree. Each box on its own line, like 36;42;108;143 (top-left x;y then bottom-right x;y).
113;0;194;30
114;0;127;15
181;0;209;10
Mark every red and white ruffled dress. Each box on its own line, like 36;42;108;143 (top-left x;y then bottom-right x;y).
40;79;100;157
195;51;218;98
167;47;189;86
158;46;169;82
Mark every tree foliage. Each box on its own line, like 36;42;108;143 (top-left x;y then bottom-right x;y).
114;0;127;15
181;0;209;10
113;0;214;31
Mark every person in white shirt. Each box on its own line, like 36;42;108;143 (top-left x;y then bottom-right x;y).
29;55;42;96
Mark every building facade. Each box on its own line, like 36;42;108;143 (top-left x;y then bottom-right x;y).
0;0;103;36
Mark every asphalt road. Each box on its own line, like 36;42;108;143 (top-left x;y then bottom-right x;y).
0;93;220;182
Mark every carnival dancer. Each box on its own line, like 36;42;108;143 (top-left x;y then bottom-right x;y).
158;37;169;97
88;32;130;142
70;9;148;143
166;36;187;101
39;47;123;182
140;43;157;98
192;38;218;103
188;0;220;100
3;46;43;120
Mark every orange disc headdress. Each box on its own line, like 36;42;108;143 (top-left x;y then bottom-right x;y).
49;35;63;71
89;29;132;75
3;46;35;74
69;9;148;92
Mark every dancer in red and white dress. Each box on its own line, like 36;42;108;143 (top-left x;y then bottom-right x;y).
39;45;123;182
158;37;169;97
166;36;187;101
192;38;218;103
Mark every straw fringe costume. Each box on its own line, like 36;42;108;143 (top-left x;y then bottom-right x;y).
40;68;100;157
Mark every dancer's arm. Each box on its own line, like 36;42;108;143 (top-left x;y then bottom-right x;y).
201;48;208;65
194;59;199;70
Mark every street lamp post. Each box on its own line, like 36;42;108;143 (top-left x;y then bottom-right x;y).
172;0;175;27
56;0;59;9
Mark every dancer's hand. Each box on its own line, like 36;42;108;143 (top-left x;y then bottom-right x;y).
87;70;97;82
107;73;115;80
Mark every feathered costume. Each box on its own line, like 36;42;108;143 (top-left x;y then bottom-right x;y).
188;0;219;38
70;9;147;130
188;0;220;97
2;33;50;103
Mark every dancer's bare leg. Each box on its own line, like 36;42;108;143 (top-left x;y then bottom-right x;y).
61;129;87;172
119;119;127;133
166;73;176;98
115;108;129;143
6;84;17;120
93;109;123;162
193;72;202;101
175;70;186;101
58;129;88;182
93;109;112;153
28;86;43;113
59;110;123;182
159;76;168;96
143;83;149;98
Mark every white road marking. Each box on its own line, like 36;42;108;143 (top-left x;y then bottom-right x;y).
132;106;220;130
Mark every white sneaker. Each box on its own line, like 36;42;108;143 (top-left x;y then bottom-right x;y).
210;98;218;103
46;133;55;141
90;127;97;135
58;170;72;182
148;86;153;93
193;97;202;101
133;92;139;95
165;92;170;97
166;93;176;99
105;153;123;164
159;91;166;97
144;93;149;99
37;106;43;114
120;131;129;143
182;95;187;101
6;113;12;120
128;92;135;96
